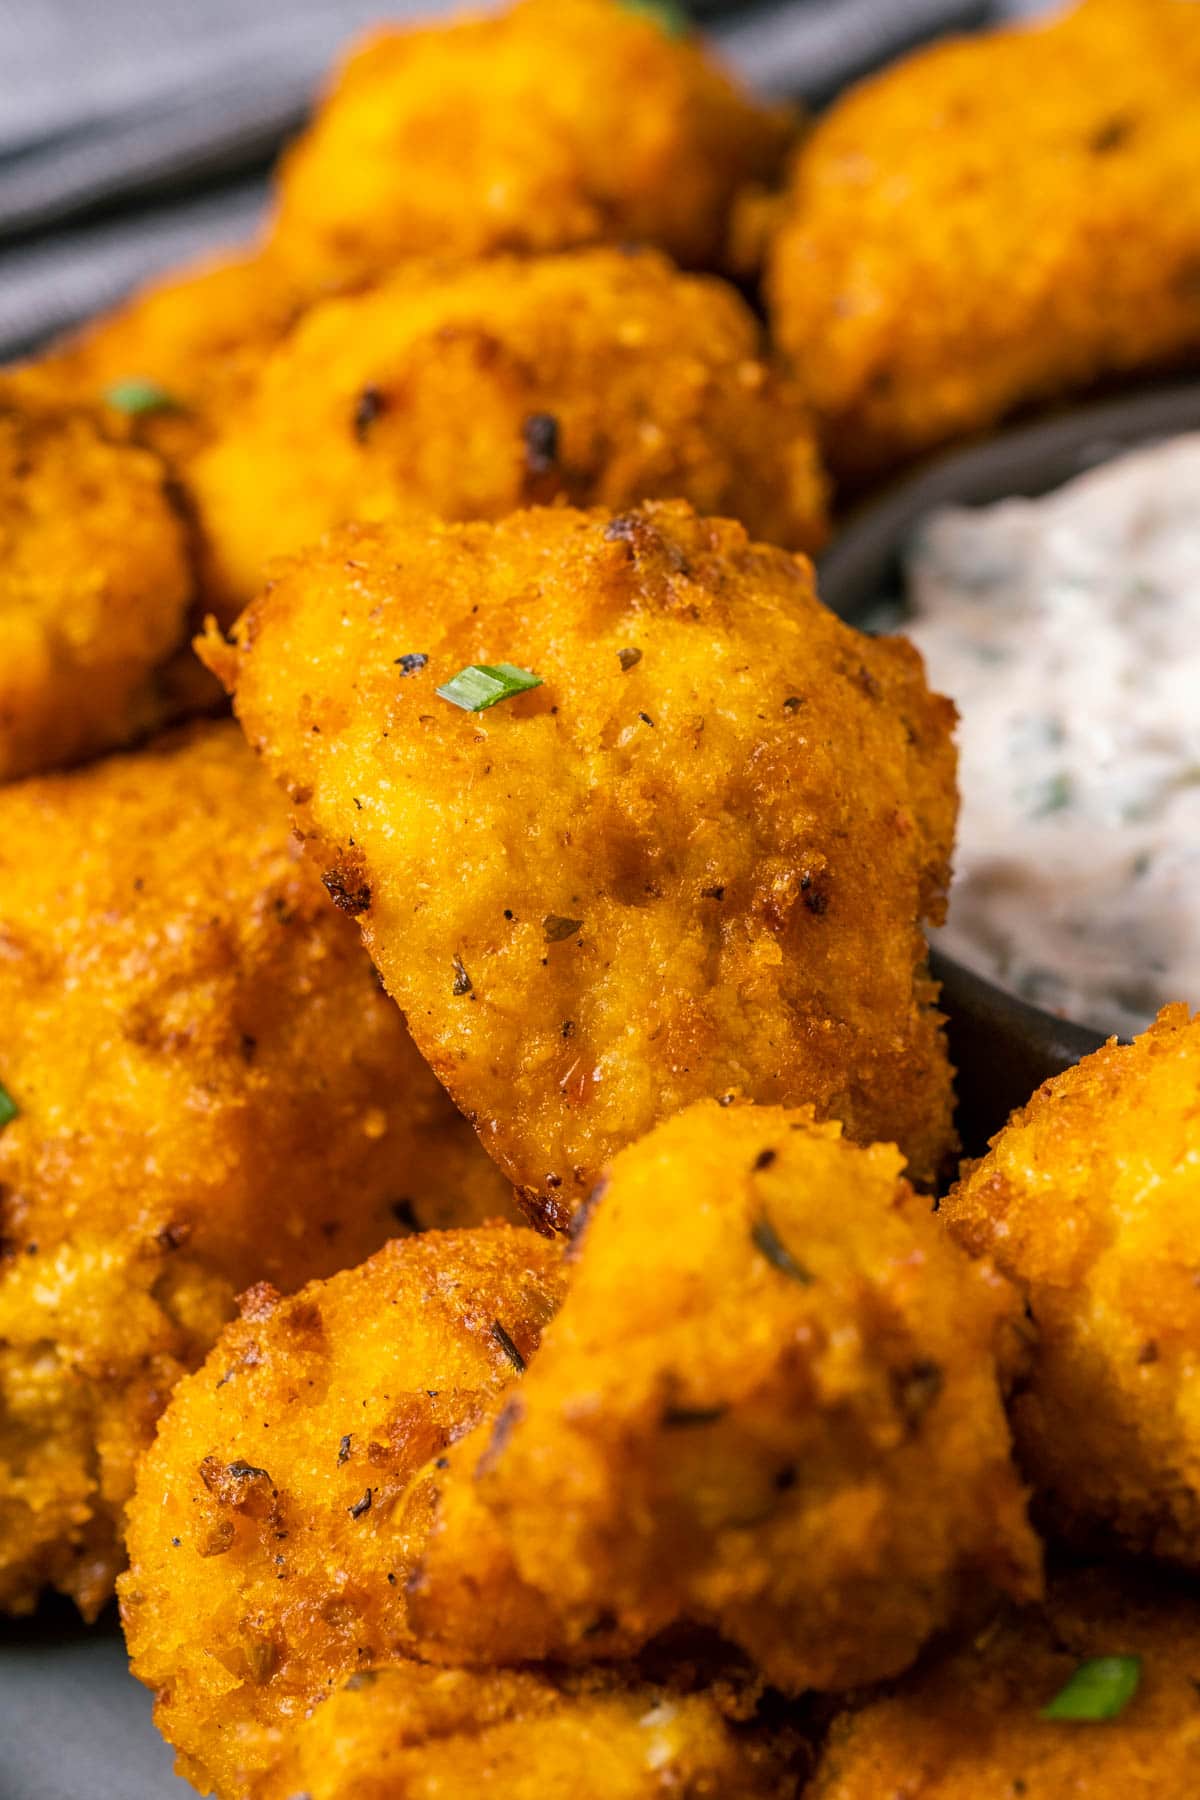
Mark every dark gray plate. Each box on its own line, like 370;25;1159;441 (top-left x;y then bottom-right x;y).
818;379;1200;1152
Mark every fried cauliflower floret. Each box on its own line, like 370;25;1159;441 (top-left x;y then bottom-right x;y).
206;501;958;1223
808;1566;1200;1799
943;1004;1200;1567
27;246;308;465
120;1228;565;1798
412;1104;1040;1693
259;1663;801;1800
270;0;792;287
0;722;515;1619
0;385;198;781
190;247;827;613
767;0;1200;483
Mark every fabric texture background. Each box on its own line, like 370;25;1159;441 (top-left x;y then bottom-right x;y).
0;0;1004;358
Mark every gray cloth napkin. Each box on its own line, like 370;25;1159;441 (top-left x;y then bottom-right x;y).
0;0;996;359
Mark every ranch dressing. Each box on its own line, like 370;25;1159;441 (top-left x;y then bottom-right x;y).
904;432;1200;1039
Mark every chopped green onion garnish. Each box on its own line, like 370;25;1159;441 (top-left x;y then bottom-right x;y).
104;378;181;416
620;0;689;35
0;1082;18;1129
1041;1656;1141;1722
436;664;543;712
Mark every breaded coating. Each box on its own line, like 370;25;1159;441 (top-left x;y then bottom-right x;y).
271;0;792;286
190;247;827;612
27;246;308;465
205;501;959;1225
767;0;1200;483
259;1664;801;1800
943;1004;1200;1567
0;722;515;1618
120;1227;565;1798
0;384;197;781
809;1566;1200;1798
412;1104;1040;1693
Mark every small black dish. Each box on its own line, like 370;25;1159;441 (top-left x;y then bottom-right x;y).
818;379;1200;1154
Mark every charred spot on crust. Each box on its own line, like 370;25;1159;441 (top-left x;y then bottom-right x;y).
451;954;473;996
390;1197;419;1231
522;411;560;475
662;1402;728;1429
394;652;428;676
155;1220;191;1252
348;1488;373;1519
800;870;830;916
753;1147;777;1172
353;384;386;443
490;1320;526;1374
199;1456;280;1521
543;914;583;942
891;1360;944;1433
337;1434;352;1465
1090;113;1135;154
322;865;372;915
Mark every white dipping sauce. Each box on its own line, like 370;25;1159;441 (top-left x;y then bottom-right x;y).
904;432;1200;1039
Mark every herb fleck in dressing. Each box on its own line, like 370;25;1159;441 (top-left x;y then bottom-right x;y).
905;433;1200;1038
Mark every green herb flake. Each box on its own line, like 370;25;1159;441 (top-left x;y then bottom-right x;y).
436;663;543;712
103;378;181;416
1040;1656;1141;1723
751;1214;813;1285
620;0;689;36
0;1082;16;1129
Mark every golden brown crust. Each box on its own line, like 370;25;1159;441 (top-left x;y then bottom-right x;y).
28;247;309;466
768;0;1200;482
271;0;793;285
256;1663;802;1800
206;499;958;1218
189;246;827;614
0;384;201;781
120;1227;565;1797
0;722;516;1617
809;1566;1200;1799
943;1005;1200;1567
412;1103;1040;1693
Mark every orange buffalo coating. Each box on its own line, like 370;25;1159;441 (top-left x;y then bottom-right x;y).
0;382;201;782
204;500;959;1224
944;1005;1200;1569
28;247;309;466
808;1566;1200;1799
189;246;827;613
271;0;792;287
411;1103;1040;1693
0;722;515;1618
257;1664;803;1800
767;0;1200;483
120;1227;566;1797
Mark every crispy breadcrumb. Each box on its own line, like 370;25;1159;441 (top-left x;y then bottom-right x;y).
204;500;958;1223
944;1005;1200;1567
120;1227;565;1797
0;723;515;1617
411;1103;1040;1693
258;1663;803;1800
271;0;792;286
809;1566;1200;1799
768;0;1200;482
0;384;199;781
189;247;827;611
